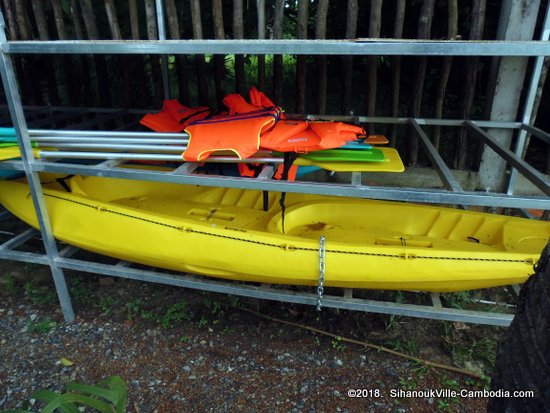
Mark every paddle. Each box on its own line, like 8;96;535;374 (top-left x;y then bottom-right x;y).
0;145;404;172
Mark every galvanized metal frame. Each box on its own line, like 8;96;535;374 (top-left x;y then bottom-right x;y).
1;2;549;326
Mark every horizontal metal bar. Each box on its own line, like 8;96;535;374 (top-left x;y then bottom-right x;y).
520;123;550;145
21;159;550;209
37;150;286;163
466;121;550;196
29;129;189;139
56;256;513;326
0;249;50;265
43;143;188;152
0;228;37;250
34;137;188;144
4;39;550;57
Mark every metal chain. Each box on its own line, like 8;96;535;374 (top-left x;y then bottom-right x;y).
316;235;326;311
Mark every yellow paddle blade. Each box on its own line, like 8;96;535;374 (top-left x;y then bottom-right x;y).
0;146;41;161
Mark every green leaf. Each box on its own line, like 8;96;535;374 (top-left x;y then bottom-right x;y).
65;383;118;404
32;390;80;413
99;376;128;413
40;393;115;413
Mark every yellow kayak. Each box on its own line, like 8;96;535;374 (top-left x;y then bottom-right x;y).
0;172;548;292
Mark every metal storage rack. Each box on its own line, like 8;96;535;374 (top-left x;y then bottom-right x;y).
0;3;549;326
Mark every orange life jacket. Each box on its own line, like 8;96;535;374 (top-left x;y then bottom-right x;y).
260;120;318;152
183;107;282;162
140;99;211;132
306;121;365;150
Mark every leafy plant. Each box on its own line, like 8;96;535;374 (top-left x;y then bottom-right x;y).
331;336;346;351
24;281;56;307
27;319;57;335
160;300;192;329
1;375;127;413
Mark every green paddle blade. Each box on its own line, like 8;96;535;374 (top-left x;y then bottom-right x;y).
0;141;37;148
298;148;386;162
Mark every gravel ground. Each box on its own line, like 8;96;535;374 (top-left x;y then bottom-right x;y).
0;259;503;413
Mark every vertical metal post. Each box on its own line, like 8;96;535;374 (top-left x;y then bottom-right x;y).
0;12;75;322
507;2;550;195
155;0;171;99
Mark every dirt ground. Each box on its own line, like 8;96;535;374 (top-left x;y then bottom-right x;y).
0;251;512;413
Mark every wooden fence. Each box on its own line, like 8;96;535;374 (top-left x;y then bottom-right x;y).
0;0;548;171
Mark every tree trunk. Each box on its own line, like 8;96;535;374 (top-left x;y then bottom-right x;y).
80;0;112;107
164;0;189;104
190;0;210;105
272;0;285;104
295;0;309;113
455;0;486;170
128;0;140;40
70;0;92;105
315;0;329;115
390;0;406;146
212;0;226;108
407;0;435;166
33;0;59;106
366;0;383;132
432;0;458;151
2;0;19;40
104;0;122;40
126;0;148;107
15;0;41;105
144;0;164;106
233;0;246;96
341;0;358;115
51;0;79;105
257;0;266;91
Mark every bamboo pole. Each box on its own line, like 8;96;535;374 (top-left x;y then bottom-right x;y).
455;0;486;170
272;0;285;104
190;0;210;105
233;0;246;96
315;0;329;115
3;0;30;105
69;0;93;105
128;0;140;40
432;0;458;151
408;0;435;166
14;0;41;105
31;0;60;106
1;0;18;41
212;0;226;108
144;0;164;106
164;0;190;104
295;0;309;113
390;0;406;146
341;0;358;115
104;0;122;40
79;0;112;107
126;0;148;107
257;0;266;91
366;0;383;133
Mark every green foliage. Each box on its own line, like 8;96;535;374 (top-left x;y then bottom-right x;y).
97;296;116;316
1;375;127;413
5;275;17;294
160;300;192;329
27;319;57;335
23;281;56;307
125;298;143;321
69;276;92;306
331;336;346;351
